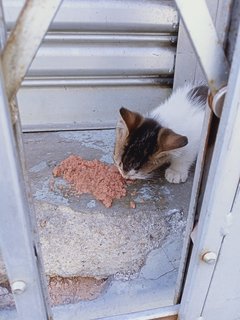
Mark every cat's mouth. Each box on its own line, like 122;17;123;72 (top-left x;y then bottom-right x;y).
114;160;150;180
115;167;137;180
120;170;151;180
114;164;132;180
119;171;137;180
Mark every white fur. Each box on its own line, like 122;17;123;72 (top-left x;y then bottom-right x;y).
150;84;206;183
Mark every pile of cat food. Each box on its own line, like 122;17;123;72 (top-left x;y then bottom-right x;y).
52;155;130;208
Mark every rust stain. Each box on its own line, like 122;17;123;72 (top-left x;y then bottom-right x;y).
48;275;108;306
208;91;214;109
0;276;109;308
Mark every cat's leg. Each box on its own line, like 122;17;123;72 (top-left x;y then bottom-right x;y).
165;162;189;183
165;151;195;183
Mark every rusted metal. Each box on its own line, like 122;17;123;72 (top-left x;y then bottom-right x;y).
2;0;63;102
210;86;228;117
207;86;228;118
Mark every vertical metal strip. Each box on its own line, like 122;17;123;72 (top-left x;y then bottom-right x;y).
0;61;52;319
179;20;240;319
174;108;213;304
173;0;233;303
0;1;50;303
0;0;62;318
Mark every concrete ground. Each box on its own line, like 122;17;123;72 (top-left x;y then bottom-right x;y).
0;129;193;319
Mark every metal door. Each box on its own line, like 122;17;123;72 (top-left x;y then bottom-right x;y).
1;1;240;319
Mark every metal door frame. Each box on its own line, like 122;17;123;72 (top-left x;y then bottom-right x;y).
173;0;232;304
0;1;63;319
0;1;240;319
174;0;240;319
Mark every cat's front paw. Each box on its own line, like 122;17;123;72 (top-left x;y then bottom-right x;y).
165;167;188;184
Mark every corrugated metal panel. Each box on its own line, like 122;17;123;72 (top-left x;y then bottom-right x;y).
27;34;176;77
4;0;178;32
2;0;178;131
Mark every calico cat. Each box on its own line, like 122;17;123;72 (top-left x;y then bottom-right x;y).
114;84;208;183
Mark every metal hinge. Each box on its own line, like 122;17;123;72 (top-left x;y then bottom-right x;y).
208;86;227;118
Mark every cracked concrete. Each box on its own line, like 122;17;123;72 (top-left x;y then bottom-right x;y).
0;129;193;316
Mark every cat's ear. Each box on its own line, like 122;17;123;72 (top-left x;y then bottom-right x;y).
158;128;188;151
119;107;143;134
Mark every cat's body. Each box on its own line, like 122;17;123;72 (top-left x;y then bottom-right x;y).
114;84;208;183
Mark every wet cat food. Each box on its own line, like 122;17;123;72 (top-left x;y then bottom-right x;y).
53;155;127;208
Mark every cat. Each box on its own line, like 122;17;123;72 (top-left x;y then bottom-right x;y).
114;84;208;183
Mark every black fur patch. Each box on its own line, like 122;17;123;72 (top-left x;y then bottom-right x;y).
122;118;161;173
187;85;208;106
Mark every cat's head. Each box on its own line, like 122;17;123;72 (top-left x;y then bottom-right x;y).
114;107;188;179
